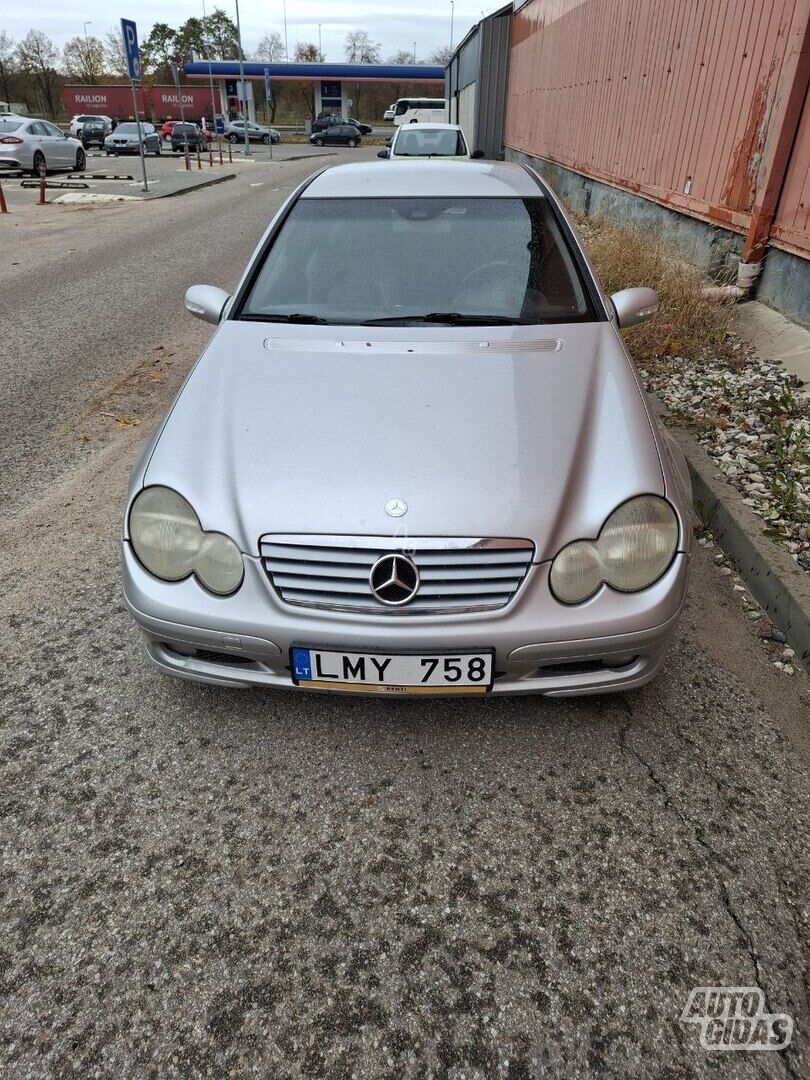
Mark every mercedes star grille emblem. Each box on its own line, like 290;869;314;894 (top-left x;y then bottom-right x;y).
369;553;420;606
385;498;408;518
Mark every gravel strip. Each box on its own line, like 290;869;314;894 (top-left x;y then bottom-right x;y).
639;350;809;570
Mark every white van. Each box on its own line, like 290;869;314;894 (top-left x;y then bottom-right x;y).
392;98;447;126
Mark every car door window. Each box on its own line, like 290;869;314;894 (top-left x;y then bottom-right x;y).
30;122;49;137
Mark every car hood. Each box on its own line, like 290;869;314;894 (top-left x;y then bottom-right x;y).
142;321;664;560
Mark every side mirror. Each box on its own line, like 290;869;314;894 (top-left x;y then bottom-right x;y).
610;287;659;329
470;149;484;159
376;148;390;159
184;284;230;325
385;136;393;146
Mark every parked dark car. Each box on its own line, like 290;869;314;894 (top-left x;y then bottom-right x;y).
310;124;362;148
170;123;208;153
81;119;109;150
311;115;372;136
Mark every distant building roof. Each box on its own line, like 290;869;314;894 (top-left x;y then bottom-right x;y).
184;61;445;83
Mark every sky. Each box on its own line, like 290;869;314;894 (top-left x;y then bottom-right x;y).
0;0;491;61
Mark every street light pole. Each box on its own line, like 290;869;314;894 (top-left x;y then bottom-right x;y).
233;0;250;155
83;21;93;84
450;1;455;52
201;0;218;134
318;24;322;58
283;0;289;60
413;41;417;64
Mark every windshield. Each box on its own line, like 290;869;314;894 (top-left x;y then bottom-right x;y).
394;128;466;157
115;124;141;134
239;197;596;325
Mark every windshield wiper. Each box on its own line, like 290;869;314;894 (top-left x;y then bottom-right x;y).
360;312;531;326
240;312;330;324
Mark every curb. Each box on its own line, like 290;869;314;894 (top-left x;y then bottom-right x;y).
49;172;237;206
142;172;236;200
653;398;810;672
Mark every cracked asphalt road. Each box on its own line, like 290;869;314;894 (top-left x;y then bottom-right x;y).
1;152;808;1079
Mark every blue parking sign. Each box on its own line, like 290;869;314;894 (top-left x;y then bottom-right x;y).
120;18;141;82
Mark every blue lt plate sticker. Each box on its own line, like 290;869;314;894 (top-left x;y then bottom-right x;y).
291;648;312;681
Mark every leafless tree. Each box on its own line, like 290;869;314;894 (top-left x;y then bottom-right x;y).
0;31;16;105
62;35;105;84
254;32;284;62
388;49;414;65
102;27;129;78
16;30;60;117
295;41;323;63
344;30;381;64
430;45;452;66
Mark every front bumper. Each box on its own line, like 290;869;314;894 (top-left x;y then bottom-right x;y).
122;543;688;696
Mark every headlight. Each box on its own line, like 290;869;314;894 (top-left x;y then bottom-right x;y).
195;532;245;595
129;486;244;595
550;496;679;604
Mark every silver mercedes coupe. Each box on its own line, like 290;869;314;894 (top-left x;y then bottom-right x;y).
122;160;691;696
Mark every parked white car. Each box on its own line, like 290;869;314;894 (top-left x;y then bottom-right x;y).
0;116;86;174
69;114;113;138
378;123;480;161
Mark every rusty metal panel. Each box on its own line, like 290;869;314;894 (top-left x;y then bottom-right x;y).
771;87;810;255
505;0;810;250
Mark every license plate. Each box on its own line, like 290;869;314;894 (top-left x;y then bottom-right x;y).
290;647;493;694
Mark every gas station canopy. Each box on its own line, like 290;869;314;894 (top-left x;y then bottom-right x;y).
184;60;446;124
184;61;445;84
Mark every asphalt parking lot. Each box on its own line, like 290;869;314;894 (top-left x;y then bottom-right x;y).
0;141;345;208
1;148;808;1078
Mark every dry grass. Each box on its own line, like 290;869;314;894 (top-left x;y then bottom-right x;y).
573;213;734;369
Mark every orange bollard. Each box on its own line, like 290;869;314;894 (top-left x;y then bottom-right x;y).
196;145;202;170
38;160;46;204
219;141;224;165
228;141;232;163
0;179;7;213
184;145;190;171
208;146;213;168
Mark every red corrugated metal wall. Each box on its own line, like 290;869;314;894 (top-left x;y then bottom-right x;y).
772;87;810;255
505;0;810;257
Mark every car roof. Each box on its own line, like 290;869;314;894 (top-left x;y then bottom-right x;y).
394;122;461;133
301;160;542;199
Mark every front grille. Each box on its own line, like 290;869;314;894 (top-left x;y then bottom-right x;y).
260;535;535;615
